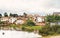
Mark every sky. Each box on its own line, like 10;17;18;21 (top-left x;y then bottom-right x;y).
0;0;60;16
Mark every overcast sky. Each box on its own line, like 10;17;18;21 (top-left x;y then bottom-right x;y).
0;0;60;16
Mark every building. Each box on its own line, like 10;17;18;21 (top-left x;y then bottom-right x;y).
33;15;45;26
53;12;60;15
8;17;17;23
0;14;46;26
0;17;9;22
15;19;24;25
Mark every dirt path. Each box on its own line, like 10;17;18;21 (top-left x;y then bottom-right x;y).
43;35;60;38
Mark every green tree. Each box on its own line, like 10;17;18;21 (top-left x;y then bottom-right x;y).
10;13;13;17
26;18;35;26
46;15;55;22
0;14;2;18
12;14;18;17
46;15;60;25
10;13;18;17
23;12;27;18
46;15;60;22
4;12;8;17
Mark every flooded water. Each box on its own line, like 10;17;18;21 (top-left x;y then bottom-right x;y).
0;30;42;38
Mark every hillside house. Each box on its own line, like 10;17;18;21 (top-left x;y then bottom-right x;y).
8;17;17;23
0;14;46;26
33;15;45;26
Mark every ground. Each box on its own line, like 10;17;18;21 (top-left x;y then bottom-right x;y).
43;35;60;38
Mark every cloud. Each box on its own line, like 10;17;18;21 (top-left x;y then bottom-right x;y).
0;0;59;15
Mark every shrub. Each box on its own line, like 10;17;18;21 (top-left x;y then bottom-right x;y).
39;25;60;36
26;18;35;26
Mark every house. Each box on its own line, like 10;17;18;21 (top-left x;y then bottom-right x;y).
35;17;44;23
8;17;17;23
15;19;24;25
0;14;46;26
53;12;60;16
33;15;45;26
0;17;9;22
50;22;60;26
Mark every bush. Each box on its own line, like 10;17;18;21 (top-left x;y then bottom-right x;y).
21;25;42;32
21;26;26;31
39;25;60;36
9;24;17;29
26;18;35;26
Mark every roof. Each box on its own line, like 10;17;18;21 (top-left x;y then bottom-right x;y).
53;12;60;14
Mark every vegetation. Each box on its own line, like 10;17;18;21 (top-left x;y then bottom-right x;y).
26;18;35;26
21;25;42;32
46;15;60;24
23;12;27;18
4;12;8;17
0;12;60;36
10;13;13;17
10;13;18;17
38;15;60;36
0;14;2;18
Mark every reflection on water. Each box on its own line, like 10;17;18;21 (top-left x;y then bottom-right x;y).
2;32;5;35
0;30;42;38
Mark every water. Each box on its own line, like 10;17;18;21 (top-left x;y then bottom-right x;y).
0;30;42;38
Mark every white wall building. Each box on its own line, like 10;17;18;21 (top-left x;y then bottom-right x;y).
9;17;17;23
35;17;44;23
15;20;24;24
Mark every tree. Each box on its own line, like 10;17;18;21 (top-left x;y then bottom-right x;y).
9;13;18;17
10;13;13;17
4;12;8;17
46;14;60;25
23;12;27;18
13;14;18;17
46;15;55;22
26;18;35;26
0;14;2;18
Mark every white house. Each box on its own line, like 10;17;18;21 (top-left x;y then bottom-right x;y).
36;17;43;22
35;17;44;23
15;19;24;24
33;16;45;26
9;17;17;23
